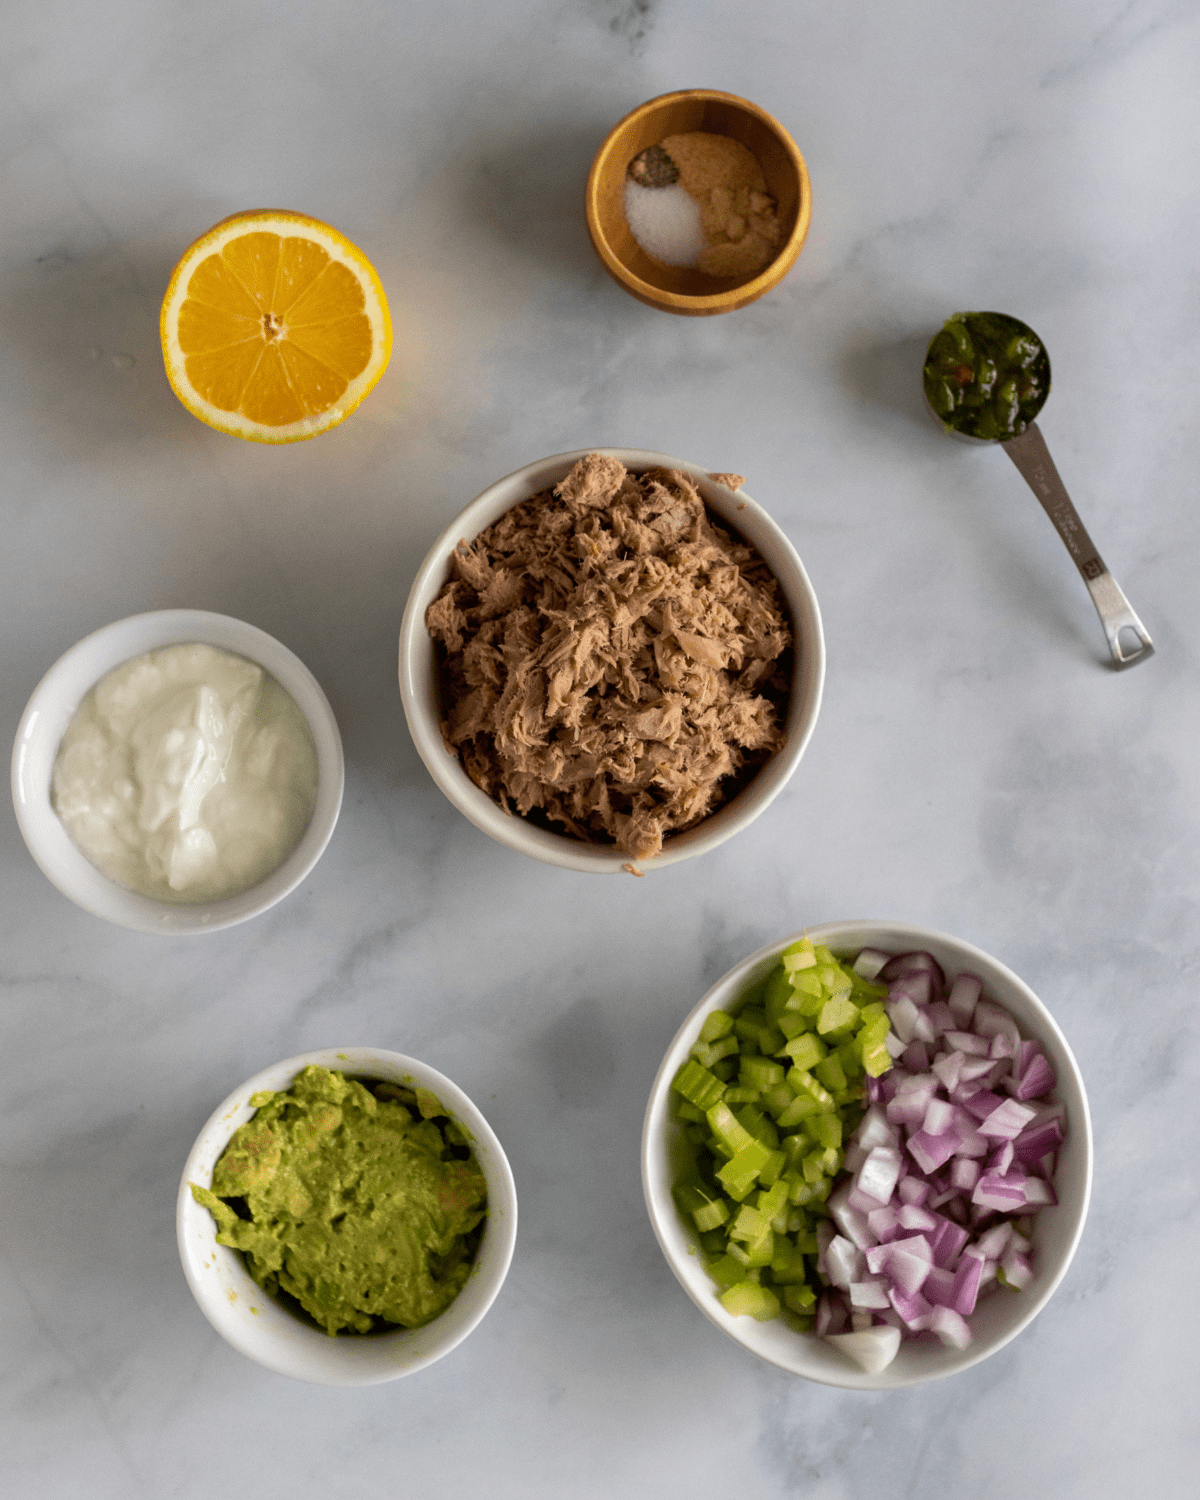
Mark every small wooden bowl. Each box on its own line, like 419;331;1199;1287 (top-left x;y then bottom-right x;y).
586;89;811;317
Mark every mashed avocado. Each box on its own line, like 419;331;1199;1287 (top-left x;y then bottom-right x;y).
191;1065;488;1335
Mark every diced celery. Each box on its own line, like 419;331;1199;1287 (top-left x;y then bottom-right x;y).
698;1229;727;1254
779;1032;825;1071
763;966;794;1022
790;970;823;998
776;1094;820;1128
722;1085;761;1104
776;1013;810;1041
817;994;860;1035
814;1054;847;1092
698;1009;735;1043
757;1148;786;1187
770;1240;809;1283
706;1102;755;1155
690;1035;739;1069
672;1059;726;1111
781;939;817;971
788;1178;813;1207
733;1104;779;1148
836;1039;865;1080
803;1113;842;1150
715;1138;770;1193
794;1228;819;1254
711;1057;738;1081
674;1099;705;1123
705;1253;746;1290
762;1082;795;1118
788;1070;835;1110
756;1180;789;1222
672;1181;712;1216
740;1056;785;1092
782;1283;817;1312
730;1204;769;1242
720;1282;781;1321
705;1133;733;1161
813;945;837;965
693;1197;731;1232
801;1150;827;1185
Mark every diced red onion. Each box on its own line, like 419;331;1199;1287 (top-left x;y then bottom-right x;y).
852;948;892;981
880;951;946;991
929;1305;972;1349
946;973;982;1028
978;1098;1038;1139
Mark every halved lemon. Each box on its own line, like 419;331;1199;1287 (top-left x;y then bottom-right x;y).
160;209;392;443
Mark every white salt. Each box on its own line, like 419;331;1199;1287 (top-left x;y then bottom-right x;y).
623;179;703;268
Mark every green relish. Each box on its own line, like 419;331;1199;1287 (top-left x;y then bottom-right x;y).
924;310;1050;441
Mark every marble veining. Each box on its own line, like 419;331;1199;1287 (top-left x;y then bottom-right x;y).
1;1;1198;1496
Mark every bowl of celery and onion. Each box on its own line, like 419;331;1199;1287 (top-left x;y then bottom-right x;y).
641;921;1091;1389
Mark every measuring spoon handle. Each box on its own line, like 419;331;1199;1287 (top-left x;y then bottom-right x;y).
1003;422;1154;669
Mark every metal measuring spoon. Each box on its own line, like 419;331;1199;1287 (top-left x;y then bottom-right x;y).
924;312;1154;669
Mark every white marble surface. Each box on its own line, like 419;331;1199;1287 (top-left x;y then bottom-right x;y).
2;1;1198;1493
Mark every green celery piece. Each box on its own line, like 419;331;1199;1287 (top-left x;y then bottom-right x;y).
796;988;825;1019
672;1059;726;1111
741;1229;775;1269
716;1138;769;1192
698;1009;735;1043
858;1001;888;1026
698;1228;727;1254
817;994;860;1035
693;1198;731;1233
788;1178;814;1207
781;939;817;972
808;1177;831;1203
861;1039;892;1078
756;1179;789;1222
739;978;767;1011
803;1113;843;1150
776;1013;810;1041
779;1032;825;1071
722;1085;761;1105
771;1241;809;1284
819;1145;841;1175
691;1035;739;1069
801;1150;828;1185
705;1254;746;1291
684;1123;710;1147
788;1069;835;1110
851;974;888;1002
762;1082;796;1119
782;1283;817;1312
672;1180;714;1216
814;1054;848;1092
763;966;794;1022
720;1282;780;1321
734;1104;780;1148
706;1102;755;1155
674;1099;706;1123
836;1039;865;1080
813;945;838;966
740;1056;785;1092
776;1094;820;1129
729;1204;769;1243
757;1148;786;1187
790;970;823;999
711;1057;738;1081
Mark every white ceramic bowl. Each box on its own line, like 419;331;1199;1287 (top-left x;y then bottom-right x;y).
641;920;1092;1390
177;1047;518;1386
399;448;825;873
11;609;344;934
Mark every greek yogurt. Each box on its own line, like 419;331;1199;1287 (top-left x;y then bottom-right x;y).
51;642;319;903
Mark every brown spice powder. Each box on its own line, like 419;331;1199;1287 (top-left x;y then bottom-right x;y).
659;132;782;277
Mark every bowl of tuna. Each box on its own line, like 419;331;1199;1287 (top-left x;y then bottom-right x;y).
641;920;1092;1388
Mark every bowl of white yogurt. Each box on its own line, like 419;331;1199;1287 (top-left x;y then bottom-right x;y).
11;610;344;933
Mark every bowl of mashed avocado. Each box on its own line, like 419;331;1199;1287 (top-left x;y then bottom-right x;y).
177;1048;517;1384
